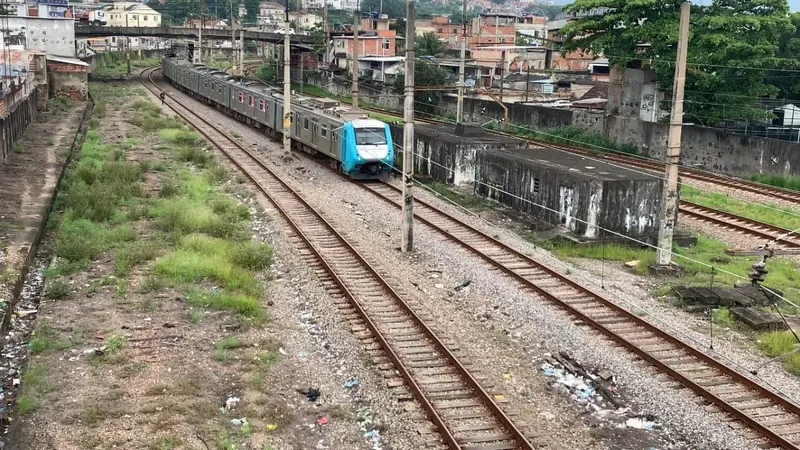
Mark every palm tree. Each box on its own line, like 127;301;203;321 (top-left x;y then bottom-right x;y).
416;32;447;57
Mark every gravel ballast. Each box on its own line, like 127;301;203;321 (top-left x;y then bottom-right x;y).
157;74;794;449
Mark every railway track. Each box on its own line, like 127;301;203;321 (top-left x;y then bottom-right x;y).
141;67;539;450
355;181;800;450
680;202;800;248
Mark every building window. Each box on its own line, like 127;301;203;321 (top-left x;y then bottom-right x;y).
531;177;540;195
437;28;443;33
143;16;148;20
382;39;389;50
452;28;457;35
131;15;136;19
249;95;254;107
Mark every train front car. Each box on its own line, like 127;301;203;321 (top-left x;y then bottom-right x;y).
341;119;394;179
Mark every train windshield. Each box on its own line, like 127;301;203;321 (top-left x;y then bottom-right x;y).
355;128;387;145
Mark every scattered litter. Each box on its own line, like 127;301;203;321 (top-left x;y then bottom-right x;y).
434;284;444;289
624;260;639;269
94;332;104;340
230;418;244;427
502;373;511;381
279;347;287;356
298;387;321;402
625;416;661;431
344;377;359;389
298;351;309;360
454;280;471;291
266;424;278;431
83;346;106;357
317;417;328;426
11;379;19;387
223;396;240;411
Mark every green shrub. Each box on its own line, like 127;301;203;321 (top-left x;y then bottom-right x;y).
55;217;134;262
115;241;162;277
45;279;71;300
186;290;263;318
154;250;262;297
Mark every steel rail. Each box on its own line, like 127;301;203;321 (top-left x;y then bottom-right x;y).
354;180;800;450
680;201;800;248
140;67;535;450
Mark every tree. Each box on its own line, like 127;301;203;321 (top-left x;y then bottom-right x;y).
774;12;800;101
391;17;406;37
416;32;447;57
562;0;794;126
448;10;476;25
393;60;448;114
146;0;202;25
522;4;562;20
361;0;405;18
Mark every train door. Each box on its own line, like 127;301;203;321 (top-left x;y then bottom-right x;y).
559;186;574;228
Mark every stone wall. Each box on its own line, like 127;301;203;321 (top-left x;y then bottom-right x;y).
605;115;800;177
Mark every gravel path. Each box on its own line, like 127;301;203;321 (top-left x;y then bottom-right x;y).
157;74;786;449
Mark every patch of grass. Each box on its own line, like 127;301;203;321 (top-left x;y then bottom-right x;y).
217;430;237;450
43;260;87;278
17;363;49;414
758;330;800;375
181;234;272;271
154;250;262;297
176;146;212;167
188;308;205;324
138;276;167;294
152;436;181;450
750;173;800;192
681;185;800;231
54;217;135;263
12;143;23;154
152;198;248;241
185;290;263;319
205;165;231;185
500;123;638;155
44;279;71;300
0;267;19;285
115;240;162;277
29;321;72;354
547;241;656;276
160;128;202;147
213;348;230;361
215;336;243;350
131;110;183;132
712;307;735;327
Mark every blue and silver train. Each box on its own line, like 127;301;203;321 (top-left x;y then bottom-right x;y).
161;57;394;179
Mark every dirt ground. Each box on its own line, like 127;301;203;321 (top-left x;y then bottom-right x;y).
3;82;418;450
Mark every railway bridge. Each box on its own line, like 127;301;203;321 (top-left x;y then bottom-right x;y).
74;25;315;45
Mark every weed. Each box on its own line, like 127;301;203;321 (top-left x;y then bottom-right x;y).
101;275;117;286
188;308;205;324
29;321;72;354
138;276;166;294
140;297;158;313
153;436;181;450
17;364;49;414
0;267;19;285
217;430;237;450
116;279;128;298
55;217;134;263
160;128;202;147
758;331;800;375
47;138;55;146
154;250;262;297
239;421;252;437
712;307;735;327
159;182;179;198
43;260;87;278
213;348;229;361
181;234;272;270
45;279;71;300
176;146;211;167
131;111;183;132
80;403;122;427
206;166;230;185
12;143;23;154
185;290;263;319
115;240;162;277
750;173;800;192
215;336;243;350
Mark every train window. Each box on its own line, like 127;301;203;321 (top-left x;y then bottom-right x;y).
204;81;208;88
219;85;223;94
303;117;309;130
259;100;265;111
238;92;244;103
321;126;327;137
249;96;254;107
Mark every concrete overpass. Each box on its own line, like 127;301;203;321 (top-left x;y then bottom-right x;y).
75;26;315;45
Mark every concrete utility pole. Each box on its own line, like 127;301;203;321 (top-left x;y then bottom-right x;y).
282;1;292;158
456;0;466;123
198;19;203;64
230;0;236;59
239;28;244;75
323;0;330;67
656;0;690;266
401;0;415;253
352;2;359;108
